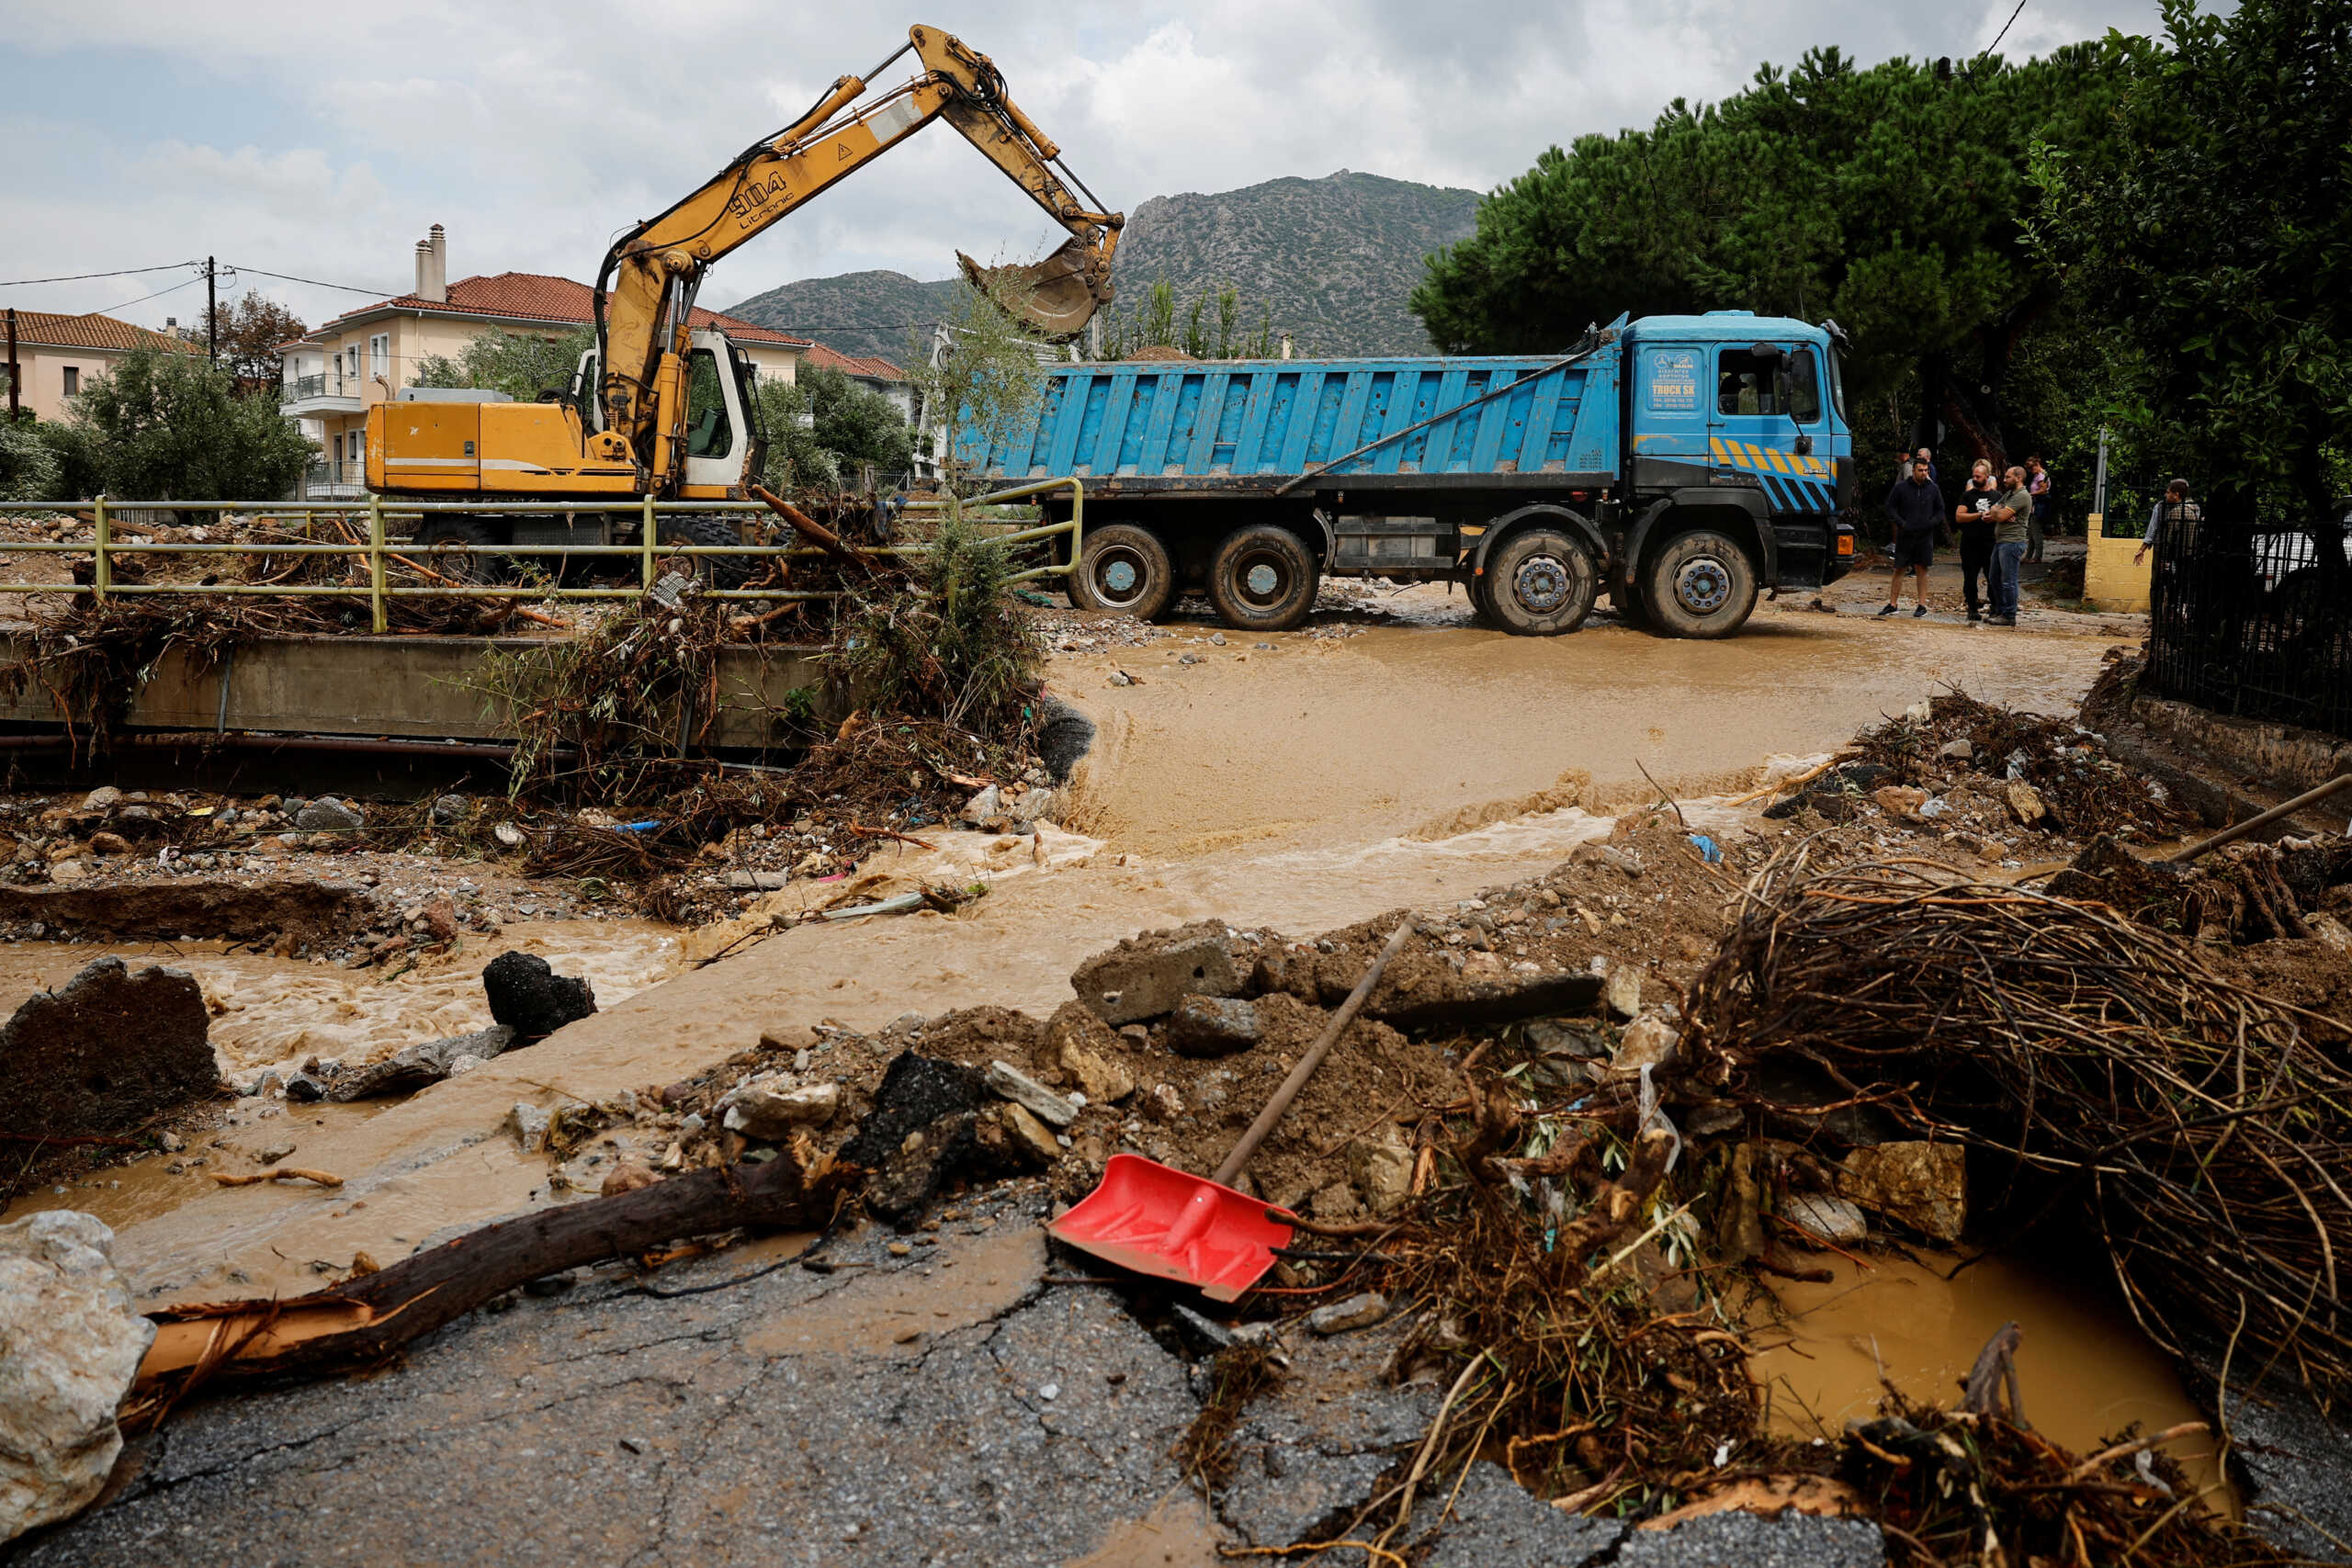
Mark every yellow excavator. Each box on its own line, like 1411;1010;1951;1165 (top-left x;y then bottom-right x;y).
365;24;1120;575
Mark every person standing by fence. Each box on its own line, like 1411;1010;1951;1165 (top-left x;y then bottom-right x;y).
2026;456;2052;562
2134;479;2201;566
1881;456;1947;618
1953;458;1999;623
1986;465;2033;626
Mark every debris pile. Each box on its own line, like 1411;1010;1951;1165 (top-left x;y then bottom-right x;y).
1773;688;2198;851
1686;852;2352;1403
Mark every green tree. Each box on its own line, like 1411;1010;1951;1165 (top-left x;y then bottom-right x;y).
413;326;594;400
752;366;914;493
1098;279;1277;359
909;281;1049;501
61;348;313;501
0;412;58;503
1411;46;2132;468
193;294;308;390
2030;0;2351;529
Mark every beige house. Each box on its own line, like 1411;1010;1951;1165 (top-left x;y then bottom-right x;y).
3;308;200;421
278;227;809;493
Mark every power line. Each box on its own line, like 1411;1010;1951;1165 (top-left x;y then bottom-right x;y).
1984;0;2030;55
87;275;207;317
224;264;405;296
0;261;198;288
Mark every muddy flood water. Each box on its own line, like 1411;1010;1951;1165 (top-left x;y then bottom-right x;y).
3;592;2215;1503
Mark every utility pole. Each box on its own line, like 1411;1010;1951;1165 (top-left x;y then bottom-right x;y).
6;308;17;421
206;257;218;367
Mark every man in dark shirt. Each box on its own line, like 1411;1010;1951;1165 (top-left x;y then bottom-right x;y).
1881;457;1947;618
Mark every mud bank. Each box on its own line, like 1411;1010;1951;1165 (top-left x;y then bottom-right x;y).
1052;592;2127;856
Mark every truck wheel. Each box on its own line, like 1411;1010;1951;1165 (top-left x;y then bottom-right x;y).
1080;524;1176;621
1207;525;1317;633
1642;528;1758;639
659;515;752;591
417;517;503;584
1485;528;1597;636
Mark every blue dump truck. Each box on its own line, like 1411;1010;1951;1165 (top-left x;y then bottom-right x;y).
976;310;1858;637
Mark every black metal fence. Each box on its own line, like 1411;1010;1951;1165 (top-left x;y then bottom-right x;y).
2143;513;2352;739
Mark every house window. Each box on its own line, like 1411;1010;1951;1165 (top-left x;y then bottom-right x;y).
345;345;360;378
62;367;80;397
369;333;390;379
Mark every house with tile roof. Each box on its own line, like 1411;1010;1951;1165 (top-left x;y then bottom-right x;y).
277;226;810;492
799;341;914;421
3;306;201;422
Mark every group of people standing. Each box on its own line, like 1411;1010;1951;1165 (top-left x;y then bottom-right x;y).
1879;447;2052;626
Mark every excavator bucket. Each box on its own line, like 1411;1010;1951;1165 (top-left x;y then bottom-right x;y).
958;236;1111;340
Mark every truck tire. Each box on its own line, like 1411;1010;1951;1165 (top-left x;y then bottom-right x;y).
417;517;503;584
1080;524;1177;621
1207;525;1317;633
659;514;752;591
1642;528;1758;639
1485;528;1597;636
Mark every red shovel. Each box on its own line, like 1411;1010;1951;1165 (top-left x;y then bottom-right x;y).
1047;921;1415;1301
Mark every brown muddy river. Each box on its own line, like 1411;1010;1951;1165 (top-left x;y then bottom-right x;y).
3;596;2206;1472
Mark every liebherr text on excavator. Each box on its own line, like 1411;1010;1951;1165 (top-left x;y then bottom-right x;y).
364;24;1119;573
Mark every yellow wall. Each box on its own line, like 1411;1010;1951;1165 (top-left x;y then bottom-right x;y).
2084;516;2154;613
5;344;136;421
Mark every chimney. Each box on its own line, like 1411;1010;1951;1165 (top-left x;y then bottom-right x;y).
415;226;447;304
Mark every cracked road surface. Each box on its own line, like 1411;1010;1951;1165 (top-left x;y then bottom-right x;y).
12;1190;1883;1567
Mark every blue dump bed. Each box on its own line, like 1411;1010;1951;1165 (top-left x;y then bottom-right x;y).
974;353;1622;493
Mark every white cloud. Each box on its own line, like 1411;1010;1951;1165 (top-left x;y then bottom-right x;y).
0;0;2179;333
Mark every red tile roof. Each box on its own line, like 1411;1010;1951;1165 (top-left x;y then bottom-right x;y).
802;341;908;382
3;310;201;355
311;273;811;348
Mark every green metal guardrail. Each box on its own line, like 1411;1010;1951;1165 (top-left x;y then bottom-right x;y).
0;479;1083;634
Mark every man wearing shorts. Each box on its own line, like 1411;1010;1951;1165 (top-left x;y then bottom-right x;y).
1880;456;1946;618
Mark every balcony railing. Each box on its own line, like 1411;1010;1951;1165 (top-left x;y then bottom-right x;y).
281;372;365;404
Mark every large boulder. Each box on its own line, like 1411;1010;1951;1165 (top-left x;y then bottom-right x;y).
0;956;218;1137
481;952;597;1040
0;1212;155;1542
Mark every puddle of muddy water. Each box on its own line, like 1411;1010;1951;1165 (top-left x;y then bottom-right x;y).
0;917;681;1074
1752;1251;2231;1506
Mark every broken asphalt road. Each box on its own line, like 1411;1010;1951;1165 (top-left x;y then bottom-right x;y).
13;1193;1884;1566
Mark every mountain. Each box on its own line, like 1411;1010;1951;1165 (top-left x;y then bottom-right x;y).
720;169;1484;360
721;271;960;366
1114;170;1479;355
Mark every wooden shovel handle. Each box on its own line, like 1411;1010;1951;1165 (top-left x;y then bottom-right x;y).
1214;919;1415;1189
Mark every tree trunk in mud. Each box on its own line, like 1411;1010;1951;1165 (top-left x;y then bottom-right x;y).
128;1151;853;1420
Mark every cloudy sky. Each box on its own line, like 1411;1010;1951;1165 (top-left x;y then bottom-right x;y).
2;0;2173;336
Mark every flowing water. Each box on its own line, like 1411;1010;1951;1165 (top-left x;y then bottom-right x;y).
3;599;2208;1470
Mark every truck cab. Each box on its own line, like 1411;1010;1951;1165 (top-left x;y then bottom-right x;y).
1618;310;1854;616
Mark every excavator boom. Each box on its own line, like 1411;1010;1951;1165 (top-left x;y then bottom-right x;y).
595;24;1121;486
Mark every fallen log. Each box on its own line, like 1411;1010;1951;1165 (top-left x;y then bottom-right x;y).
126;1146;854;1426
749;484;878;575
